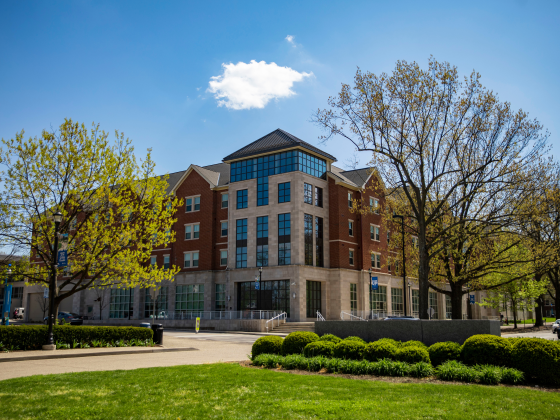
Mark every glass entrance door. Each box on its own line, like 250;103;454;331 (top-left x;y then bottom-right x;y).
237;280;290;316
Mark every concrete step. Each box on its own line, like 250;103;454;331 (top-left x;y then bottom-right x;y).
272;322;315;333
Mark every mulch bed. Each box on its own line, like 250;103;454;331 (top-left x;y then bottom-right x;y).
501;325;552;334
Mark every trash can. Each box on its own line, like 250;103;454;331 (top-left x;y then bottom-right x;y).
151;323;163;345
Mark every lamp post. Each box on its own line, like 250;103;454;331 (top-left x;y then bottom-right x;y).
368;267;372;317
44;211;62;350
257;267;262;317
392;214;407;317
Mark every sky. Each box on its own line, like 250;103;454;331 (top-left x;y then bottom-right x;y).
1;0;559;176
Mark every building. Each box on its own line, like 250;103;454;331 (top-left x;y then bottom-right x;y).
21;128;499;324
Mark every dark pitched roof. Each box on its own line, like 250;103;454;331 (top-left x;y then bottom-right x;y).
222;129;337;162
202;163;230;186
339;168;372;187
163;170;187;195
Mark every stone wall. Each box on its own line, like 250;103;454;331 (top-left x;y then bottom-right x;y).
84;318;271;332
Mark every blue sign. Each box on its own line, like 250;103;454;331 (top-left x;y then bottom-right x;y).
255;282;260;290
2;284;12;325
57;250;68;267
469;295;475;305
371;276;378;291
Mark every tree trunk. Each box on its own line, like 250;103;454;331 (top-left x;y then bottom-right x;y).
511;297;518;329
466;293;472;319
534;294;544;327
555;291;560;320
450;282;464;319
417;238;430;319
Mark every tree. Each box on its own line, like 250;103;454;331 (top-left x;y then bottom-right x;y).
314;58;550;318
0;119;182;319
93;287;110;320
35;293;48;320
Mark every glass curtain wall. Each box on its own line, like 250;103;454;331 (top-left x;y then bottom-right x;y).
304;214;313;265
369;286;387;317
237;280;290;316
391;288;403;315
144;287;168;319
306;281;321;318
109;289;134;319
429;291;439;319
315;217;324;267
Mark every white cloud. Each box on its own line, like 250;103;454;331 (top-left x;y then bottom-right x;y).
285;35;295;45
207;60;313;110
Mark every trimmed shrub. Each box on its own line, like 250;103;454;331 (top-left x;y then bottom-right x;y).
511;337;560;385
461;335;512;367
401;340;426;349
375;338;401;347
408;362;434;378
333;340;366;360
343;336;366;344
474;365;502;385
281;331;319;355
251;336;283;359
282;354;308;370
499;367;525;385
319;334;342;344
307;356;329;372
304;341;335;358
396;346;430;364
436;360;479;383
364;341;398;362
428;341;462;366
0;325;152;351
252;353;284;368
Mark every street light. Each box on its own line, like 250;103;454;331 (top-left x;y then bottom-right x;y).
392;214;407;317
44;211;62;350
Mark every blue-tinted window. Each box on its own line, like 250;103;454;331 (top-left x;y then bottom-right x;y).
236;219;248;268
256;216;268;267
304;183;313;204
237;189;248;209
304;214;313;266
257;177;268;206
278;182;291;203
278;213;291;265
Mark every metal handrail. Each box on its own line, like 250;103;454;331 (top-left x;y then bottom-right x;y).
316;311;326;321
340;311;366;321
265;311;287;332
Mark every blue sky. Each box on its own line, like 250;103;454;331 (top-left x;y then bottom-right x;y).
1;0;558;175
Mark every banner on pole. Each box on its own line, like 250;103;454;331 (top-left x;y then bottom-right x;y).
469;295;475;305
371;276;378;291
57;249;68;267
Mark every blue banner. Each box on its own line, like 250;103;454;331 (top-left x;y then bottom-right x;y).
469;295;475;305
371;276;378;291
255;282;260;290
57;249;68;267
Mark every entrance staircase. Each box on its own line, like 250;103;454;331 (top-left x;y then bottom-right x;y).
271;322;315;334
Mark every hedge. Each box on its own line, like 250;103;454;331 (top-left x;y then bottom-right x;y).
401;340;426;349
376;338;401;347
0;325;153;350
343;336;366;344
251;336;283;359
396;346;430;364
304;341;335;358
364;341;398;362
428;341;462;366
281;331;319;355
333;340;366;360
461;334;512;367
319;334;342;344
511;337;560;385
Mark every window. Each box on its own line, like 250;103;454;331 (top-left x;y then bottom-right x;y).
150;256;156;267
175;285;204;313
369;285;387;313
237;280;291;316
412;290;419;317
221;221;228;237
278;182;291;203
306;281;321;318
257;177;269;206
350;284;357;314
412;236;418;248
429;291;439;319
256;216;269;267
304;183;313;204
109;288;133;319
185;196;200;212
185;224;199;240
391;288;403;315
216;284;226;311
388;257;392;272
445;295;452;319
278;213;291;265
236;219;248;268
371;253;381;269
69;217;77;231
144;287;168;319
348;192;353;208
349;221;354;236
12;287;23;300
304;214;313;266
315;217;324;268
369;197;379;214
221;193;228;208
220;250;228;266
163;255;170;270
184;252;199;268
315;187;323;207
349;249;354;265
370;225;380;241
236;190;248;209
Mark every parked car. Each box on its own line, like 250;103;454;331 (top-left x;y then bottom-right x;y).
551;319;560;333
43;311;76;324
384;316;420;320
13;307;25;319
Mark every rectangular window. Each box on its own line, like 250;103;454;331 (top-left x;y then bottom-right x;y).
370;225;380;241
221;193;228;208
185;224;199;240
221;221;228;237
350;284;357;314
215;284;226;311
371;253;381;269
12;287;23;300
185;225;190;240
306;280;321;318
391;288;403;315
256;216;269;267
278;213;291;265
278;182;291;203
144;286;168;319
429;291;439;319
349;221;354;237
220;250;228;266
304;213;313;266
109;289;133;319
369;285;387;313
184;252;199;268
349;249;354;266
237;280;291;316
163;255;170;270
369;197;379;214
150;256;156;267
348;192;353;208
304;183;313;204
236;189;248;209
257;176;269;206
315;187;323;207
412;290;419;317
315;216;324;268
445;295;452;320
185;196;200;212
175;285;204;313
194;197;200;211
236;219;248;268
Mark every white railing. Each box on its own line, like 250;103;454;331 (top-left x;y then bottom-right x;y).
340;311;367;321
482;316;501;321
151;310;283;321
316;311;326;321
266;312;287;332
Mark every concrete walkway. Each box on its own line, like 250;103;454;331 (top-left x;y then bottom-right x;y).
0;332;259;381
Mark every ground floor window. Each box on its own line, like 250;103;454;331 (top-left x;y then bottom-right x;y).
109;289;134;319
175;285;204;313
412;290;419;317
445;294;452;319
306;281;321;318
391;288;403;315
350;283;357;315
429;291;439;319
215;284;226;311
144;287;168;319
369;285;387;314
237;280;290;316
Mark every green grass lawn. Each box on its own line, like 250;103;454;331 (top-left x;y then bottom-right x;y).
505;317;557;325
0;363;558;419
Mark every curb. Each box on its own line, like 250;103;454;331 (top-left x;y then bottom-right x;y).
163;329;288;337
0;347;198;363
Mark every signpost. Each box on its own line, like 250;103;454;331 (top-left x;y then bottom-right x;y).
195;317;200;334
371;276;378;291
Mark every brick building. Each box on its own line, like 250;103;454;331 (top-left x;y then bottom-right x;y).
21;128;500;323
